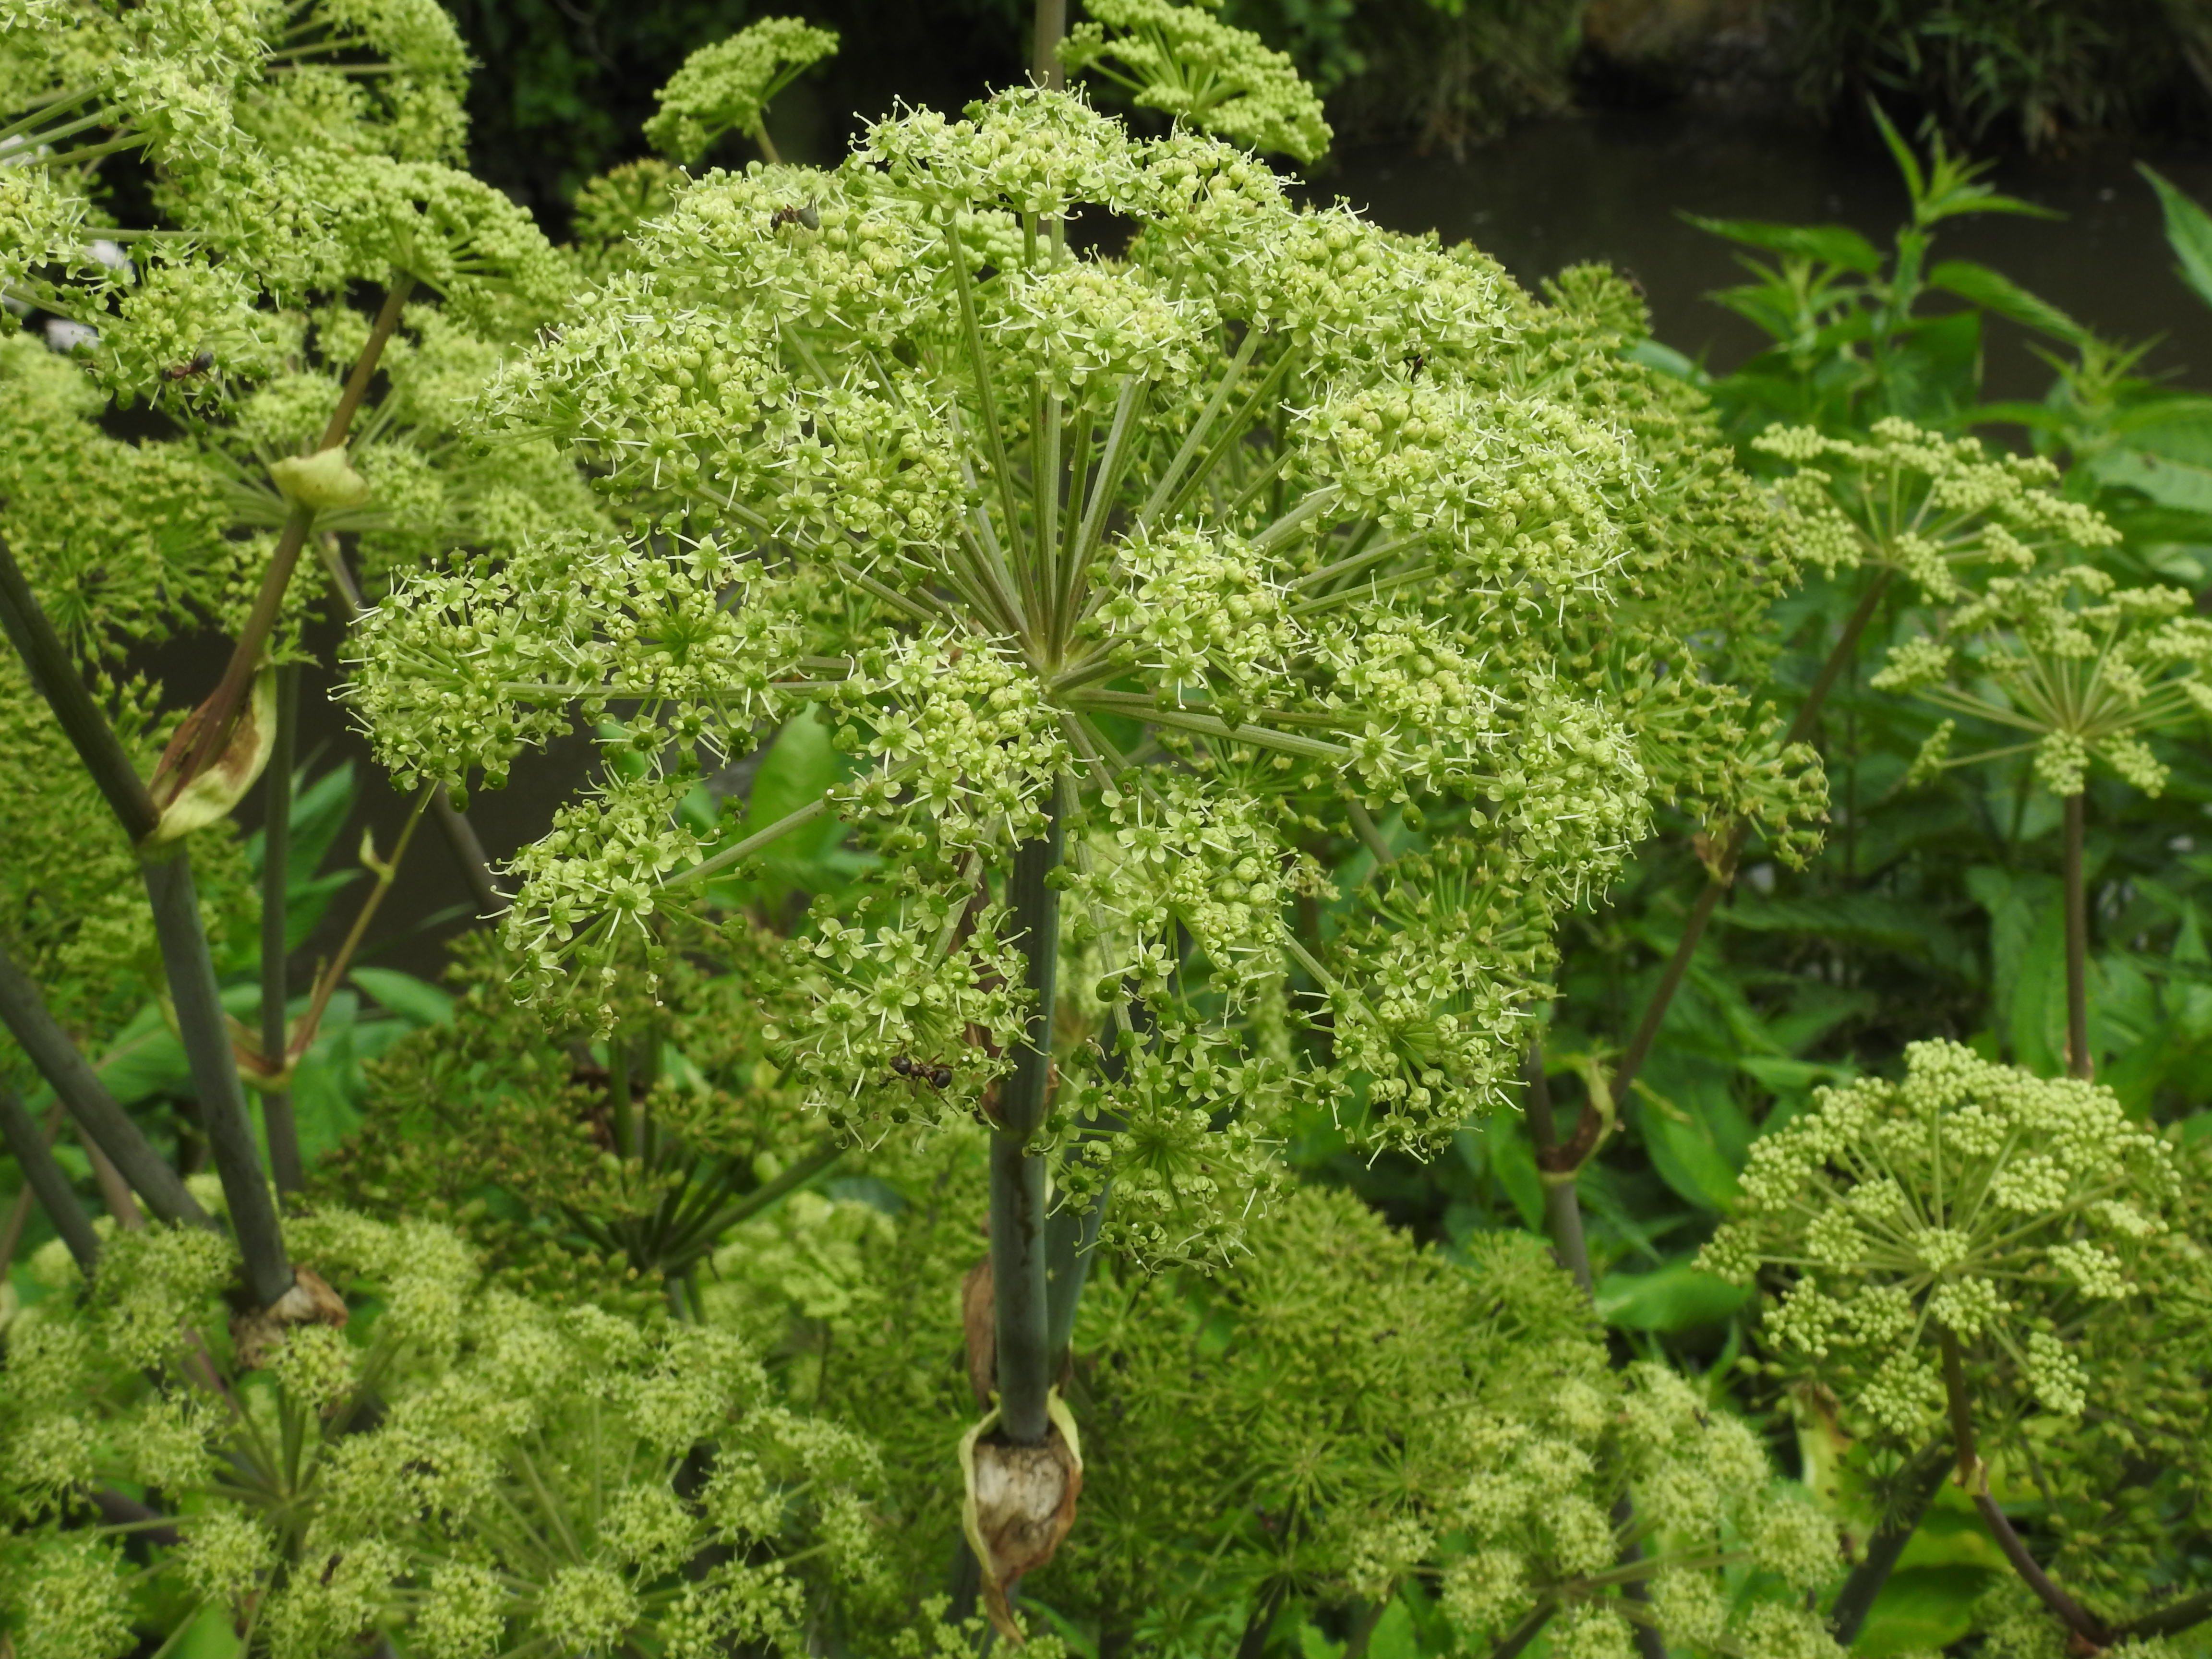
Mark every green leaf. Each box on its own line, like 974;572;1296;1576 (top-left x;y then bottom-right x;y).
744;713;844;854
349;966;455;1028
1365;1599;1419;1659
2140;163;2212;312
1681;214;1884;274
1624;336;1705;385
2008;894;2068;1077
1867;100;1925;207
176;1598;243;1659
1633;1078;1743;1210
1736;1055;1851;1094
1459;1117;1544;1232
1925;260;2085;342
88;1003;191;1107
1886;308;1982;425
1594;1262;1751;1331
1853;1565;2001;1657
2089;406;2212;513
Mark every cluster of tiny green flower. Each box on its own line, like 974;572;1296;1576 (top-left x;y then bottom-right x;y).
1754;418;2118;599
1702;1040;2177;1441
1872;562;2212;798
642;16;840;164
0;1203;885;1658
1057;0;1333;163
1050;1186;1840;1653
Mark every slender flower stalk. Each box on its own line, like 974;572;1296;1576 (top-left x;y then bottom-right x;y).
161;272;415;797
0;1082;101;1273
0;926;208;1229
261;662;302;1193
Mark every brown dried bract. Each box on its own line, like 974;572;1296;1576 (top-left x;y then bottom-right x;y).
959;1394;1083;1645
230;1264;349;1370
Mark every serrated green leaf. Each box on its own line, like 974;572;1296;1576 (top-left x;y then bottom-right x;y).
1682;214;1884;274
2142;163;2212;312
1926;259;2084;342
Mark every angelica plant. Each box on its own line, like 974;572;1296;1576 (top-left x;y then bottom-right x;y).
1602;417;2122;1123
1061;1185;1844;1657
1702;1041;2212;1647
351;84;1812;1604
0;1201;885;1658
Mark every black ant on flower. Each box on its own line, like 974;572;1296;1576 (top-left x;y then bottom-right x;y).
160;347;215;383
890;1054;953;1089
769;201;819;232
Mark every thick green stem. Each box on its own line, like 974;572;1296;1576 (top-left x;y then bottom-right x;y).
1033;0;1067;86
0;1099;61;1268
2063;791;2090;1079
0;937;208;1227
1829;1439;1950;1645
991;1131;1053;1444
0;1084;100;1273
143;844;292;1307
992;787;1064;1444
260;663;301;1194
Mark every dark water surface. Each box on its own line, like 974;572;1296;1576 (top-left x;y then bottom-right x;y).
256;111;2212;984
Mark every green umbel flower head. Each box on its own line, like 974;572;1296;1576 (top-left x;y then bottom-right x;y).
1754;418;2119;601
1059;0;1332;162
643;16;840;165
1703;1040;2178;1442
1871;564;2212;798
352;87;1814;1262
